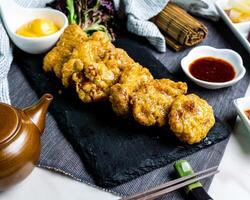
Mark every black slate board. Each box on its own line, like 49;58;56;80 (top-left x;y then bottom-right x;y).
14;38;230;187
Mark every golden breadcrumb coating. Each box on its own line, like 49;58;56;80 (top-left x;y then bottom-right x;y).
70;32;115;64
72;62;116;103
61;59;83;87
168;94;215;144
43;25;88;78
60;31;120;102
103;48;134;76
132;79;188;127
109;63;153;116
61;43;111;88
57;25;88;48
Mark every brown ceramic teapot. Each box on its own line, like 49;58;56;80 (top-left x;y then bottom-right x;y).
0;93;53;191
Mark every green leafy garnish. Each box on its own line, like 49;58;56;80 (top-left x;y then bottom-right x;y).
48;0;116;40
66;0;77;24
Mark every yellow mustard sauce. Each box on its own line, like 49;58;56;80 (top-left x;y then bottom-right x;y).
16;18;59;37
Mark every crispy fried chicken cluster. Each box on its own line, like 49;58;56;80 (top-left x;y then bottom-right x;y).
132;79;187;127
43;25;215;144
44;25;133;102
169;94;215;144
43;25;88;78
109;63;153;117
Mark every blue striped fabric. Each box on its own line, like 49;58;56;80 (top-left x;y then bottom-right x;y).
114;0;169;53
114;0;219;53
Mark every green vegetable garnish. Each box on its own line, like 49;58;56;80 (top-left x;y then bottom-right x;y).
174;160;202;193
66;0;78;24
47;0;116;40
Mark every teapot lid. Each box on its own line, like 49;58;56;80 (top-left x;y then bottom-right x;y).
0;103;20;144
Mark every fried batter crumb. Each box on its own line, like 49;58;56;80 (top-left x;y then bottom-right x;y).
132;79;187;126
168;94;215;144
43;25;88;78
109;63;153;116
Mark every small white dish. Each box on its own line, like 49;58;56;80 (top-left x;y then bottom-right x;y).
0;0;68;54
181;46;246;89
234;96;250;133
215;0;250;54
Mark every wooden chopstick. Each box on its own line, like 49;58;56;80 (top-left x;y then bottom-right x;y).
121;166;217;200
137;170;219;200
121;166;219;200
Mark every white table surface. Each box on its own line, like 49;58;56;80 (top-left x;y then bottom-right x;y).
1;87;250;200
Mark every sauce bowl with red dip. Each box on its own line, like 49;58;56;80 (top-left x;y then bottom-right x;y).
181;46;246;89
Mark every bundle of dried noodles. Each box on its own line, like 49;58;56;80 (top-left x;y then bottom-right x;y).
154;3;208;51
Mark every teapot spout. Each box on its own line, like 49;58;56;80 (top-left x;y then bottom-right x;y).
23;94;53;134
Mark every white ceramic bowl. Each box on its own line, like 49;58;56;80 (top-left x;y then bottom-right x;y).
0;0;68;54
215;0;250;54
181;46;246;89
234;97;250;133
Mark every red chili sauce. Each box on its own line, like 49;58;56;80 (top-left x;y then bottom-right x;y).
245;109;250;120
189;57;235;82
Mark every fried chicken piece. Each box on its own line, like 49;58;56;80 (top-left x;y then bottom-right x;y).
73;31;115;63
61;31;116;87
72;62;116;103
64;33;133;84
61;59;84;87
103;48;134;76
43;46;71;78
132;79;188;127
60;33;120;102
109;63;153;116
168;94;215;144
43;24;88;78
60;31;135;103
